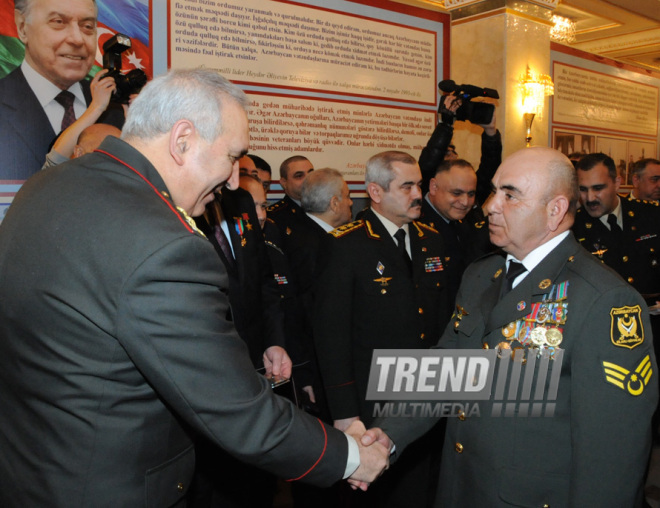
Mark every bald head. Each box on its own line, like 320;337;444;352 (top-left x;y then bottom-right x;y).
486;147;577;260
73;123;121;159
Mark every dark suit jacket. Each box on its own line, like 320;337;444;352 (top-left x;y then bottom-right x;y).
314;209;451;424
378;234;657;507
0;136;347;507
266;195;307;251
195;190;285;368
0;67;124;180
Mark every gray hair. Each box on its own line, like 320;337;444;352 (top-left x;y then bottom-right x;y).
365;151;417;190
15;0;97;17
301;168;344;213
632;158;660;178
121;68;249;143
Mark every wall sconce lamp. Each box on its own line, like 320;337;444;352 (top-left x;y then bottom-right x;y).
520;66;554;147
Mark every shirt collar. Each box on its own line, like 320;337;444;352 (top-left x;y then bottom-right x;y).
597;196;622;230
21;60;85;107
370;207;409;239
506;231;570;275
306;212;333;232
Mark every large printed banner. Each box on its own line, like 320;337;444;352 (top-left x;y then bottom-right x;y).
169;0;445;181
170;0;437;105
553;62;659;137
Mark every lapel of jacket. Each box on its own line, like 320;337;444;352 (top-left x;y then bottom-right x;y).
1;68;56;169
484;235;580;335
362;209;410;276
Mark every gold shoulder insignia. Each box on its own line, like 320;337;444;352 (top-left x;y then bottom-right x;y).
330;220;364;238
176;206;206;238
610;305;644;349
364;220;381;239
414;221;438;235
474;220;486;229
266;200;287;213
603;354;653;396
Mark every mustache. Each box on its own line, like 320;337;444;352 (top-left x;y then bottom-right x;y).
585;200;601;207
410;199;422;208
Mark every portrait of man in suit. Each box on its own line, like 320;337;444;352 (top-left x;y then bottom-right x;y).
0;0;107;180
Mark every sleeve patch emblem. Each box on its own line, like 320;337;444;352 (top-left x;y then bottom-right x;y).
610;305;644;349
603;355;653;396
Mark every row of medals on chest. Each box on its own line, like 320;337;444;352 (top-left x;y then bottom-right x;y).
494;280;568;361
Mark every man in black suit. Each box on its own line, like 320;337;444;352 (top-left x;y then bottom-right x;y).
421;158;492;302
371;147;657;507
0;0;120;180
0;68;390;507
314;151;450;507
267;155;314;241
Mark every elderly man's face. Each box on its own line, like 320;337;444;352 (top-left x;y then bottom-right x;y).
16;0;98;90
577;163;620;218
633;162;660;201
486;153;551;260
185;100;249;217
428;165;477;221
335;181;353;226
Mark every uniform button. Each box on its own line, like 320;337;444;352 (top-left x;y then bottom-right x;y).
543;505;549;508
436;282;441;287
628;277;634;283
381;289;387;295
161;191;170;198
482;343;489;350
454;321;460;329
651;248;655;253
455;443;463;453
458;411;466;421
622;256;628;262
418;307;424;315
420;333;425;340
177;482;184;492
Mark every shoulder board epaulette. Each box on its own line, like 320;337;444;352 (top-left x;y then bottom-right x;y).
264;240;284;255
176;206;206;238
267;200;289;213
413;221;438;235
330;219;364;238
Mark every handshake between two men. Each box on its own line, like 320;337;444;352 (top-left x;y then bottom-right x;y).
344;420;393;491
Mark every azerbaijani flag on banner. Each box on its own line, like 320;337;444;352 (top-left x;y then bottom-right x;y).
0;0;151;80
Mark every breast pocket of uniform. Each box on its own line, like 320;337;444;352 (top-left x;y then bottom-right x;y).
144;444;195;508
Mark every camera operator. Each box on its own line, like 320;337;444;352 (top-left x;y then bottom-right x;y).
419;88;502;204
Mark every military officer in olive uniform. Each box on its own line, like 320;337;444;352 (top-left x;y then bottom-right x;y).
315;151;450;507
372;147;657;507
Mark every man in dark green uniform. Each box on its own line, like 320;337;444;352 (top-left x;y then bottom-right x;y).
372;147;657;507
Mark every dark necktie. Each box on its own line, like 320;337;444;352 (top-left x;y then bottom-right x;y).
504;261;526;294
607;214;622;234
54;90;76;131
214;224;236;270
394;228;412;273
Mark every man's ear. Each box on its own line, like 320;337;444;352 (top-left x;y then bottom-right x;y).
14;10;29;44
329;194;340;212
547;195;569;231
169;120;194;166
367;182;383;203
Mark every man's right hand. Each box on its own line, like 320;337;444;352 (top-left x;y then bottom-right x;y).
345;420;390;490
